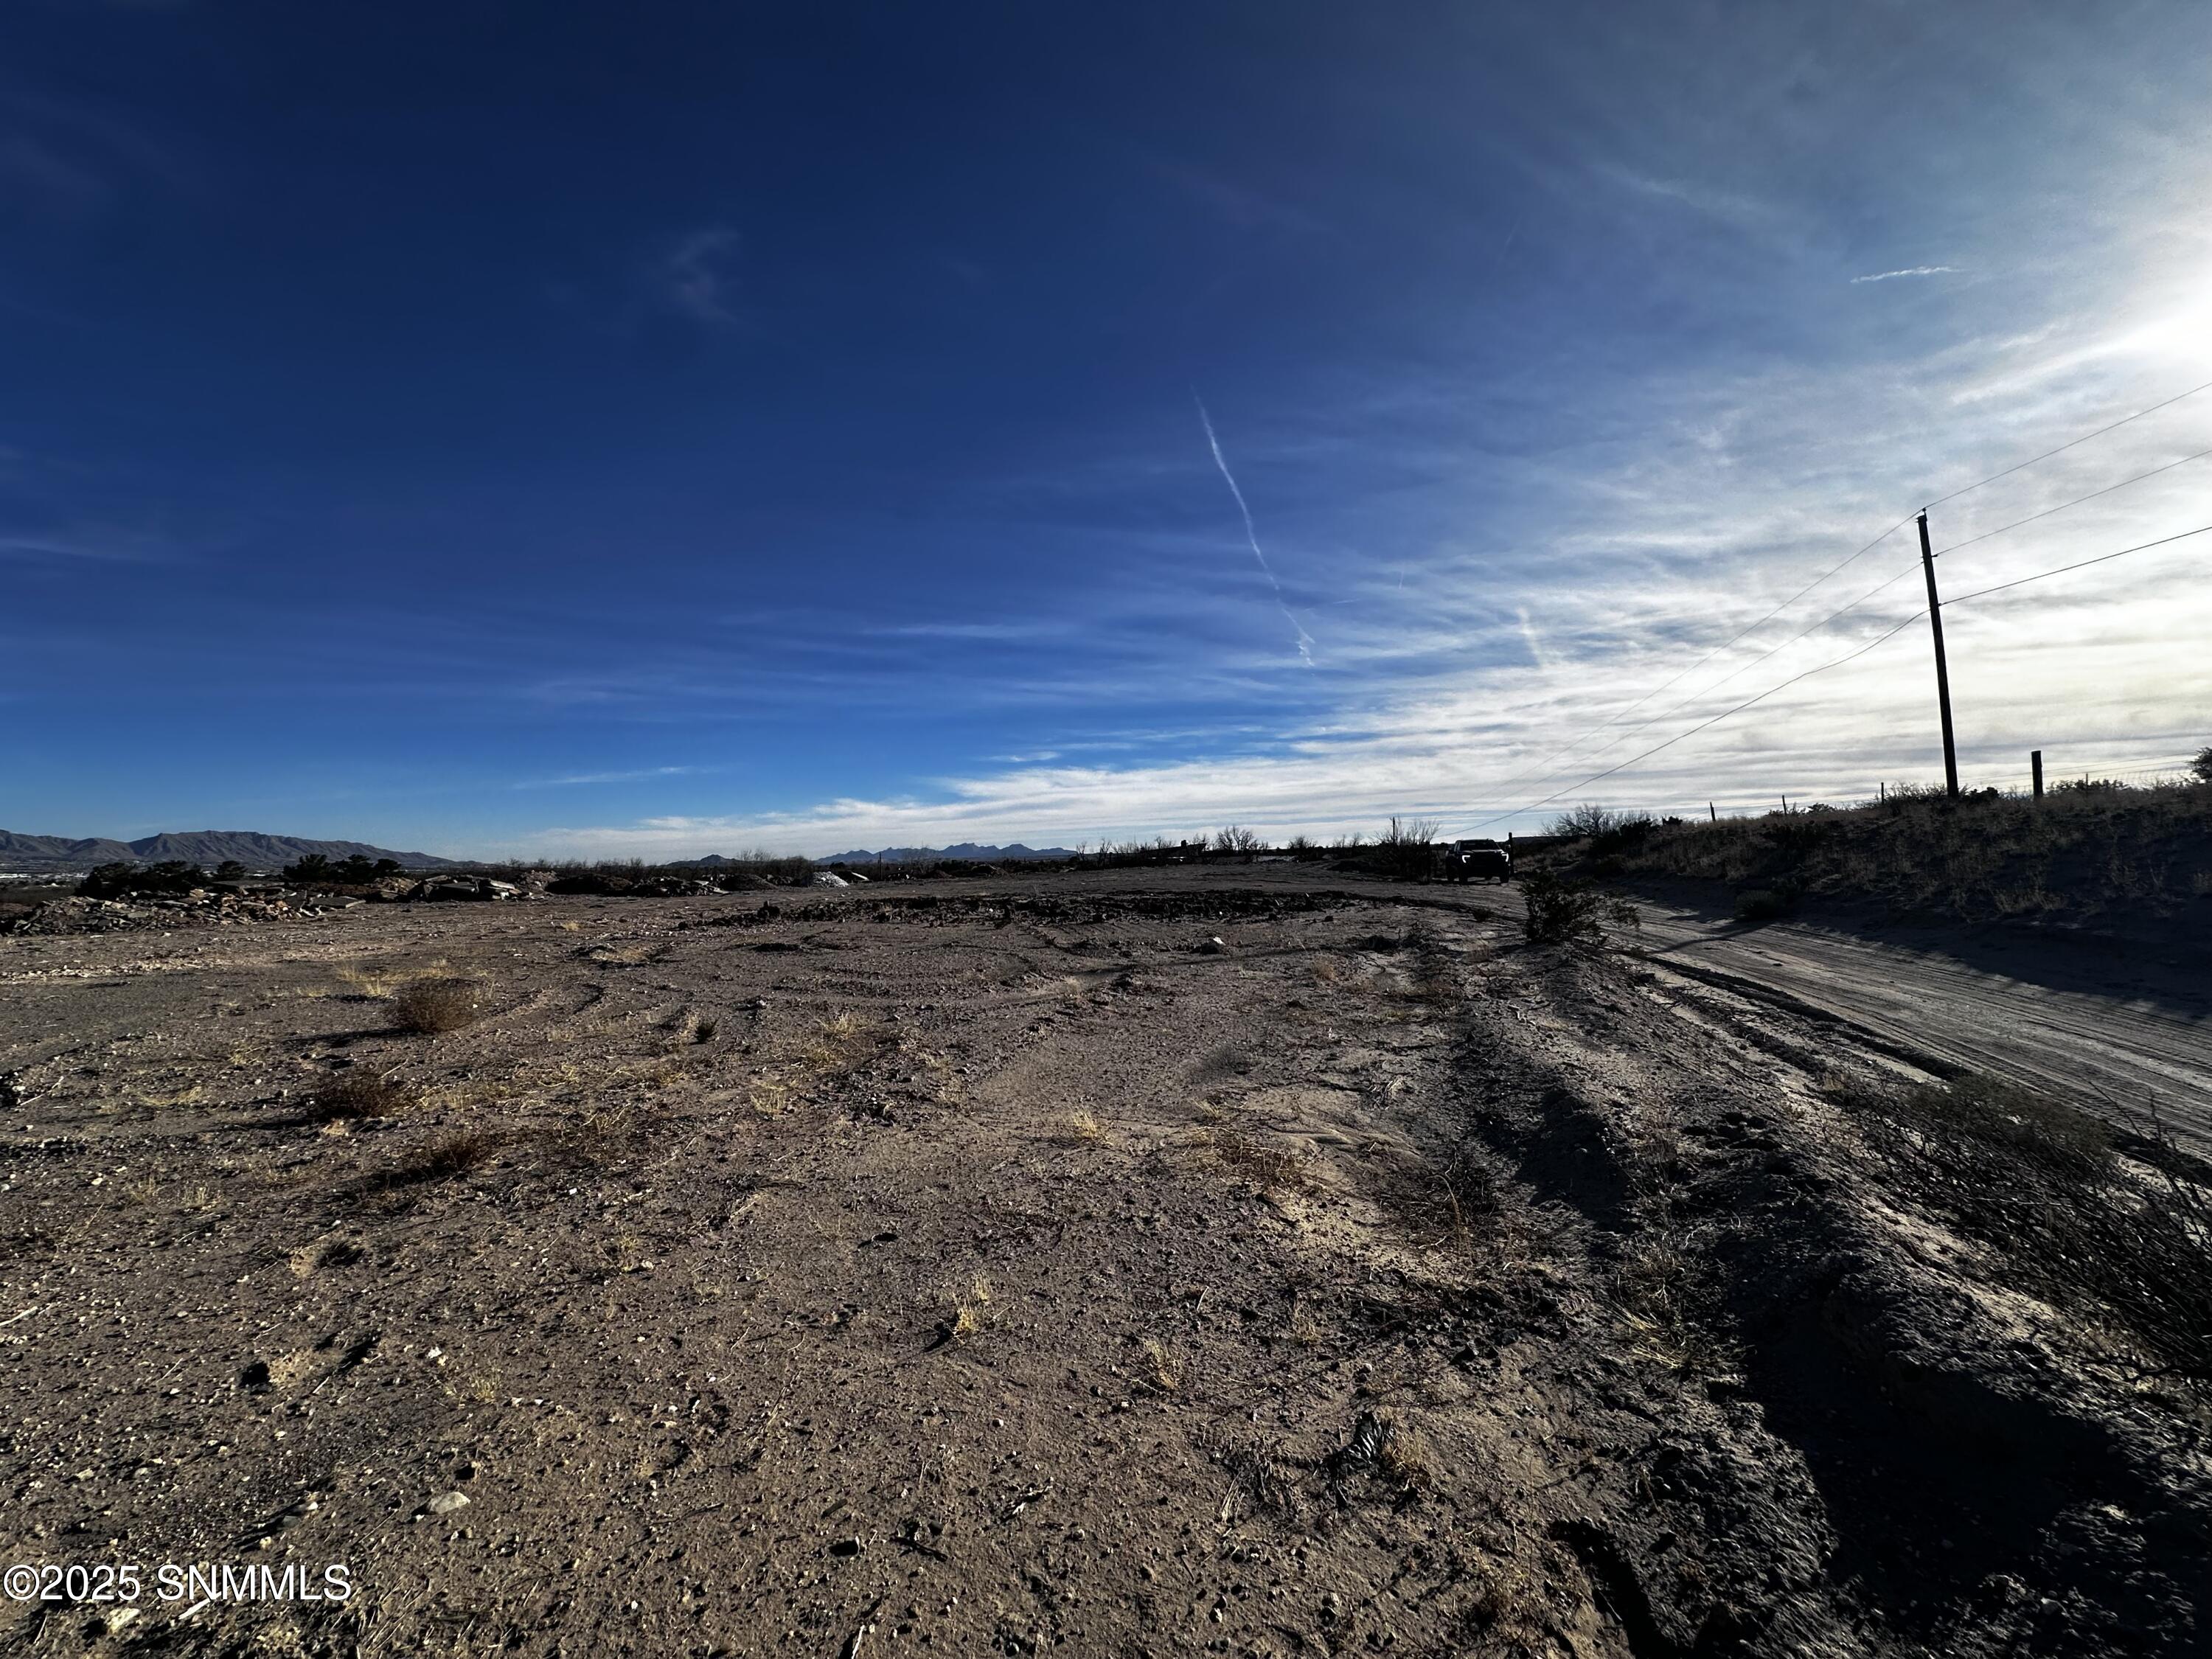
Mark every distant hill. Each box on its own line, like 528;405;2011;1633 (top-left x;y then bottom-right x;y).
816;842;1076;865
0;829;458;872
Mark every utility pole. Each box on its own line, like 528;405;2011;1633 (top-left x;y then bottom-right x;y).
2031;750;2044;800
1918;510;1960;799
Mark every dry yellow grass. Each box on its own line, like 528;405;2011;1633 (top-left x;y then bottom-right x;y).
1140;1337;1180;1393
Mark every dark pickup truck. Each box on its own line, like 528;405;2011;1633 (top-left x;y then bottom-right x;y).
1441;838;1513;883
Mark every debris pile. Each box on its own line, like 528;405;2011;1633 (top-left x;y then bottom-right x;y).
0;886;326;935
543;872;723;897
387;874;526;902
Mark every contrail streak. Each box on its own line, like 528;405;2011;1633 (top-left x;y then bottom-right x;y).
1194;395;1315;667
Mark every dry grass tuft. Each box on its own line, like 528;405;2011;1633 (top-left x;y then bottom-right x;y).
1374;1416;1438;1494
945;1273;995;1344
1062;1107;1102;1143
692;1017;719;1044
334;964;401;999
389;975;488;1035
309;1070;415;1122
1140;1336;1181;1393
1213;1127;1312;1196
804;1011;887;1076
389;1130;499;1185
1326;1409;1437;1500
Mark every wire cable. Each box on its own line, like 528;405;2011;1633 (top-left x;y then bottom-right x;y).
1945;521;2212;607
1495;557;1924;797
1528;516;1915;758
1472;613;1930;827
1925;376;2212;509
1468;520;2212;829
1934;445;2212;557
1461;378;2212;827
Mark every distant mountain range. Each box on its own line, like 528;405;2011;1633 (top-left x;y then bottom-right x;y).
0;830;458;873
815;842;1077;865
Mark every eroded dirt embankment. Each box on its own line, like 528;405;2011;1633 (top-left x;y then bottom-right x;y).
0;875;2204;1657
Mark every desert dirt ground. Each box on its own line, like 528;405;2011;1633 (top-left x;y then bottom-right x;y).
1;866;2208;1658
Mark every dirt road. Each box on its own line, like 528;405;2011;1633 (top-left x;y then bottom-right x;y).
1628;902;2212;1151
1158;865;2212;1154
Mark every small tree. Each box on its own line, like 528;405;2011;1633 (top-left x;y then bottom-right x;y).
2193;746;2212;785
1213;825;1263;855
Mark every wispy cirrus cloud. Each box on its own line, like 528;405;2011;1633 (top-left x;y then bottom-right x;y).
1851;265;1960;284
657;226;742;328
0;528;172;562
512;765;709;790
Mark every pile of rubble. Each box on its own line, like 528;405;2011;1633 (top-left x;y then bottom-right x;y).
542;873;724;897
376;874;530;902
0;886;345;936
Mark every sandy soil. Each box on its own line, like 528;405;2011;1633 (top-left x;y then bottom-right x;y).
2;868;2207;1658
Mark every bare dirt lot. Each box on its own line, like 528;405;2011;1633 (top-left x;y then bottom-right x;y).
3;868;2208;1658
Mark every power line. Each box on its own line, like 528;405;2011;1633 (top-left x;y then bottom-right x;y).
1924;375;2212;509
1934;445;2212;557
1598;459;2212;765
1480;612;1930;827
1509;557;1924;789
1470;377;2212;818
1470;520;2212;828
1511;516;1915;773
1945;521;2212;606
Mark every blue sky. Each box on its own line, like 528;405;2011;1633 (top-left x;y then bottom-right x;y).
4;1;2209;858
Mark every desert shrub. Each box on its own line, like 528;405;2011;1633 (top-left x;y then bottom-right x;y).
1588;814;1658;858
1520;869;1638;946
308;1071;414;1121
389;975;487;1034
1733;888;1796;922
77;861;209;900
1375;815;1440;880
285;853;400;884
546;873;632;894
1844;1075;2212;1384
1548;803;1624;841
